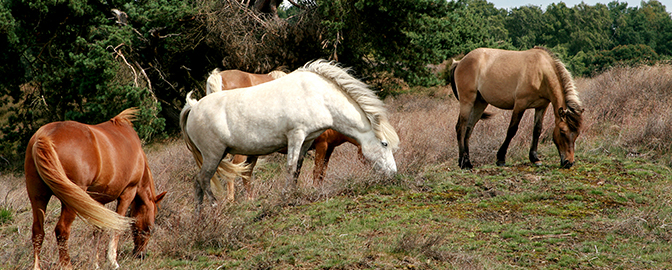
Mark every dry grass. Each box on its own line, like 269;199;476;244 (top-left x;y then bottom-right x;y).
2;64;672;269
579;64;672;163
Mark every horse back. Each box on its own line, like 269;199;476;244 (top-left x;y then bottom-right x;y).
30;120;146;203
219;70;274;90
456;48;556;109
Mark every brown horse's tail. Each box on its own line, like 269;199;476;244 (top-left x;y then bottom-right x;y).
179;92;249;194
446;59;494;120
31;134;130;230
447;59;460;101
206;69;222;95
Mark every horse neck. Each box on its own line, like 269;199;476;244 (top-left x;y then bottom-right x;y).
543;73;574;120
548;90;567;119
336;126;379;157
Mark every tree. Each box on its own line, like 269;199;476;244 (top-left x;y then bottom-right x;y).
0;0;166;164
315;0;456;86
504;5;545;49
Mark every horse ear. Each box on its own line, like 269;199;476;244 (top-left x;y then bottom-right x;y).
155;191;167;203
558;107;566;118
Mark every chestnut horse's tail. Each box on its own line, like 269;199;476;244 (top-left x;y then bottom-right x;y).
31;134;130;230
206;69;222;95
179;92;249;193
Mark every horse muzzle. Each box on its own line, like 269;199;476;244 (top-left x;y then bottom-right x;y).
375;161;397;177
560;159;574;169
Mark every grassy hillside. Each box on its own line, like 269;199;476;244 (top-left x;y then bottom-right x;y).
1;65;671;269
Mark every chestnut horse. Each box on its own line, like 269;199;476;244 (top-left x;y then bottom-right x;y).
204;68;362;201
448;47;583;169
181;60;399;208
25;108;166;270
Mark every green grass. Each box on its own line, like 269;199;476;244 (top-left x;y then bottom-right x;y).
0;207;11;224
3;142;671;270
3;146;672;269
123;152;671;269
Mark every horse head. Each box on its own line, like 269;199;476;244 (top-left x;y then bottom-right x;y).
131;191;166;257
360;136;397;177
553;107;583;168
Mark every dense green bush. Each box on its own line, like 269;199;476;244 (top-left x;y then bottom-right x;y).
0;0;670;169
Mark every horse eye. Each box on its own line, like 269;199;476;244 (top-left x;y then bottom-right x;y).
381;142;388;147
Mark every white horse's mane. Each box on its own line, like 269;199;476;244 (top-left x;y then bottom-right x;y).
298;60;399;150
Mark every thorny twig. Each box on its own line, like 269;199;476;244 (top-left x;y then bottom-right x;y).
108;44;158;102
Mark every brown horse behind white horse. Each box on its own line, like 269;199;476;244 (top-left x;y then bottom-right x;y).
25;108;166;270
204;68;363;202
205;69;287;95
447;47;583;169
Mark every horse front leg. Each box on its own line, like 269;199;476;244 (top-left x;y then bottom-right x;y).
311;139;330;186
55;204;77;270
284;131;311;195
107;191;134;269
529;106;548;166
497;108;526;166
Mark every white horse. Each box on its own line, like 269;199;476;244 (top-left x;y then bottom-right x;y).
180;60;399;206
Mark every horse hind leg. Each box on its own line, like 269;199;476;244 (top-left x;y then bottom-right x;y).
194;152;227;210
26;160;50;270
29;196;49;270
55;204;77;269
456;96;488;169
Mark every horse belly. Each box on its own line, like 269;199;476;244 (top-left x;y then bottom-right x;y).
478;85;516;110
223;115;330;156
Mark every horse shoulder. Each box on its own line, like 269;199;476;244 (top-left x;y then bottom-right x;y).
90;122;145;175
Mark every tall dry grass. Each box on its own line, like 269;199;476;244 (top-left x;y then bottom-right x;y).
2;64;672;269
579;64;672;163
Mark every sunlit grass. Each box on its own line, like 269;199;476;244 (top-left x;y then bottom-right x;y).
2;65;672;269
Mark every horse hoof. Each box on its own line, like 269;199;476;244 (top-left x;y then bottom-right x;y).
533;161;543;166
459;162;473;170
496;161;506;167
459;159;473;170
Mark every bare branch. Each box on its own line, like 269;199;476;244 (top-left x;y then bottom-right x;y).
286;0;306;9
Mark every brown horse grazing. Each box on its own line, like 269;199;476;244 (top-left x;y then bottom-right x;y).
205;69;287;95
205;68;363;201
25;108;166;270
448;47;583;169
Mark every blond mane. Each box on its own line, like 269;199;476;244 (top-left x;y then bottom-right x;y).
110;107;139;126
534;46;583;131
268;70;288;79
299;60;399;150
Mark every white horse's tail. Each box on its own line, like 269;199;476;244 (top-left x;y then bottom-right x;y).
301;60;400;150
206;69;222;95
179;92;249;196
